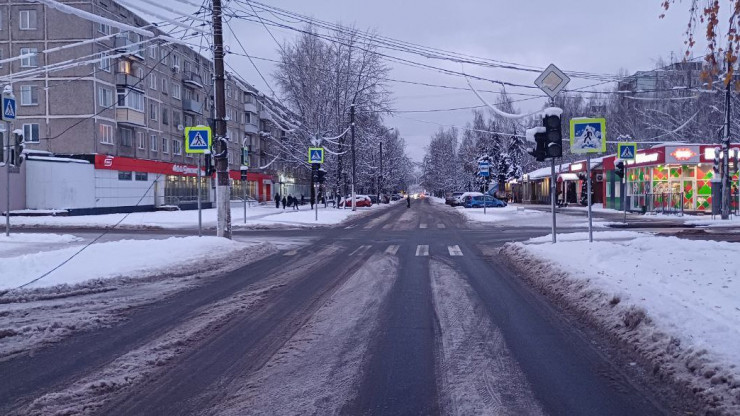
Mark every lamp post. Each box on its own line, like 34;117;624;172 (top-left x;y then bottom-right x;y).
350;103;356;211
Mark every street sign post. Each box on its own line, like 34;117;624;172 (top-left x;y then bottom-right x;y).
534;64;571;98
617;142;637;161
570;118;607;154
184;126;212;154
2;86;15;236
308;147;324;164
478;161;490;177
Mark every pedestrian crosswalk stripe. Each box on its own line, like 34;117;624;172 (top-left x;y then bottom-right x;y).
350;245;371;256
385;245;399;255
415;245;429;256
419;223;427;229
284;250;297;256
437;223;446;229
448;245;463;256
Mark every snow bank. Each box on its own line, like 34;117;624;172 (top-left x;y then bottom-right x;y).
455;205;608;228
501;232;740;415
1;237;252;290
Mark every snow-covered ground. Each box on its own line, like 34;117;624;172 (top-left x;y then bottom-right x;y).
502;231;740;415
454;205;609;228
0;233;83;257
7;201;395;230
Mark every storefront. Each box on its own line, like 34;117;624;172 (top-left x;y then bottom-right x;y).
561;158;604;205
229;170;275;202
603;144;740;213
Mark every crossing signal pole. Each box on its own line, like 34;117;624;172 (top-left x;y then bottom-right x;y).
212;0;231;238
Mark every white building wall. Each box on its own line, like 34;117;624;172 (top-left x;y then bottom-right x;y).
94;170;158;208
25;159;95;209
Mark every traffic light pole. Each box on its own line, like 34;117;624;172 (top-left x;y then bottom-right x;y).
622;176;627;223
197;153;202;236
587;154;593;242
551;158;557;243
212;0;231;238
721;78;732;220
5;119;10;237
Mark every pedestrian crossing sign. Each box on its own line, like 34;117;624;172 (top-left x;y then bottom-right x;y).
617;142;637;161
308;147;324;164
1;96;16;121
184;126;212;154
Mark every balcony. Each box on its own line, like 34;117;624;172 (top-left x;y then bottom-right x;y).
182;99;203;115
182;71;205;89
115;73;143;90
244;123;259;135
115;108;145;126
114;36;144;60
259;109;272;121
244;101;257;113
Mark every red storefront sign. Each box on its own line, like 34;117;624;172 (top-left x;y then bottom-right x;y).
94;154;204;176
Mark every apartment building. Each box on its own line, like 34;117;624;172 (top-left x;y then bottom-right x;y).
0;0;285;212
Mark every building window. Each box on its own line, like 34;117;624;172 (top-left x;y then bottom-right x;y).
149;45;156;59
98;87;113;108
173;111;181;127
172;53;180;71
118;60;130;75
22;123;40;143
173;139;182;155
135;172;148;181
96;53;110;73
245;112;252;124
137;131;145;149
160;48;168;65
118;171;133;181
162;108;169;125
19;10;37;30
99;123;113;144
20;48;38;67
149;73;157;90
149;102;158;121
161;78;168;94
0;50;3;68
226;84;232;98
161;137;169;153
20;85;38;106
136;67;144;80
98;23;110;35
117;88;144;111
150;134;158;151
172;83;181;99
119;128;133;147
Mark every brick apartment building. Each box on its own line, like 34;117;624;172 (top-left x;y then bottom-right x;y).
0;0;304;213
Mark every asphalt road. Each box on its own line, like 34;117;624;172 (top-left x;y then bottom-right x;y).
0;199;691;415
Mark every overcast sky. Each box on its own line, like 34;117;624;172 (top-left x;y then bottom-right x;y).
154;0;701;162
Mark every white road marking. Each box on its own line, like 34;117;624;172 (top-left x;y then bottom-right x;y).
448;245;463;256
284;250;298;256
350;245;372;256
415;245;429;256
384;245;399;255
419;223;428;229
437;223;446;229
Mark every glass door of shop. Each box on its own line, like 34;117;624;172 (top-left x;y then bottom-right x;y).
667;165;695;211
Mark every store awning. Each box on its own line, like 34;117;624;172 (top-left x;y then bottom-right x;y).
558;173;579;181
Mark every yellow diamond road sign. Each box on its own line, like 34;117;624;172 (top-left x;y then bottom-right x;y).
185;126;212;154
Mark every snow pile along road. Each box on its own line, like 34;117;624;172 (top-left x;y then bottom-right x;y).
0;233;82;257
1;236;256;290
502;232;740;415
455;205;608;228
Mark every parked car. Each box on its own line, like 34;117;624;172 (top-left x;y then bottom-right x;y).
445;192;464;206
463;195;507;208
455;192;483;206
368;195;379;204
391;193;402;201
340;195;372;207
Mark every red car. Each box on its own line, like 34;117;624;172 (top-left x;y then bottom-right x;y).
340;195;372;207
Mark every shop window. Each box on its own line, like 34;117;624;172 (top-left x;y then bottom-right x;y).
118;171;133;180
135;172;148;181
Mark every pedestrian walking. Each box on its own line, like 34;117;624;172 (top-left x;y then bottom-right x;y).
282;196;287;209
287;195;293;209
293;195;299;210
407;194;411;208
275;193;280;209
301;194;305;206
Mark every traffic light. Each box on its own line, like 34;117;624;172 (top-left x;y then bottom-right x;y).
311;163;320;183
713;147;721;179
13;132;23;166
205;153;214;176
317;167;326;184
543;112;562;158
526;127;547;162
615;160;625;179
0;132;4;164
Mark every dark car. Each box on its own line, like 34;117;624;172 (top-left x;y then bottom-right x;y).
391;193;402;201
368;195;379;204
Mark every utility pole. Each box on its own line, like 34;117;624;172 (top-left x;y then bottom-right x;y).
212;0;231;238
721;73;732;220
379;140;383;203
350;103;356;212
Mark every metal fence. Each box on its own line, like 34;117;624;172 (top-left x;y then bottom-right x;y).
642;192;684;215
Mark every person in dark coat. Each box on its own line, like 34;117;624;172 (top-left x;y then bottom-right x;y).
301;194;305;205
407;193;411;208
287;195;293;209
275;193;280;209
282;196;287;209
293;195;299;210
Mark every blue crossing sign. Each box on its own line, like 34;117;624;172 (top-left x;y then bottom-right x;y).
617;142;637;161
308;147;324;164
1;96;16;121
184;126;212;154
